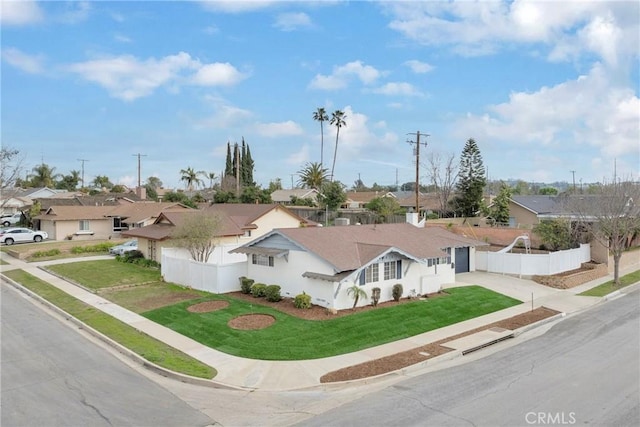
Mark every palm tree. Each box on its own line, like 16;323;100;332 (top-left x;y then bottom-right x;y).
297;162;329;190
329;110;346;182
28;163;60;188
180;167;203;191
346;283;367;309
204;171;218;189
313;107;329;167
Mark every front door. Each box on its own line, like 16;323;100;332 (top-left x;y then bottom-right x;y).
455;247;470;273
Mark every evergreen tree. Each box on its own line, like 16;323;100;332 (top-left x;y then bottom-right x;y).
231;142;239;178
241;138;247;184
244;143;254;186
489;183;512;224
225;142;233;177
453;138;486;217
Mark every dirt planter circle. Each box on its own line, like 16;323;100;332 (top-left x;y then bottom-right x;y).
228;314;276;330
187;300;229;313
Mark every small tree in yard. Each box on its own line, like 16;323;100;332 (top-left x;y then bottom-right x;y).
533;219;575;251
571;179;640;286
171;211;222;263
346;283;367;309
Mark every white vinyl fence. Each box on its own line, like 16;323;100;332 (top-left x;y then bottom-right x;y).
476;244;591;277
161;248;247;294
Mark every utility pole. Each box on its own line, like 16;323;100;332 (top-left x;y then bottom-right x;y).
407;131;429;214
77;158;89;189
132;153;147;189
570;170;576;193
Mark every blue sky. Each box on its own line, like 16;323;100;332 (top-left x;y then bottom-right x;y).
2;0;638;190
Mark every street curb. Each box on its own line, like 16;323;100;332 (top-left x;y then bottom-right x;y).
1;274;247;391
303;309;568;391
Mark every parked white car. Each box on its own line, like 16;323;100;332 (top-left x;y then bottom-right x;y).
109;240;138;255
0;227;48;245
1;213;22;227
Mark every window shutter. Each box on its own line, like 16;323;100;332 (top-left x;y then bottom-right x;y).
397;260;402;279
359;271;365;285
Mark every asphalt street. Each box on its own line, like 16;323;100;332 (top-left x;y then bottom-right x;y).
297;290;640;427
1;282;214;427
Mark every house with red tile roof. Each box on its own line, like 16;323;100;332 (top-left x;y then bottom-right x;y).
231;221;487;310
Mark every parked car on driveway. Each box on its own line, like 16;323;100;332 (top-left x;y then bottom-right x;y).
0;227;48;245
109;240;138;255
1;213;22;227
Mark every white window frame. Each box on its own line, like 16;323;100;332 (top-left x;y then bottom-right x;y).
252;254;274;267
365;263;379;283
384;260;397;280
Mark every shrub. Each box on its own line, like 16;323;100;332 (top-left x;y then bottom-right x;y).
250;283;267;298
371;287;381;306
239;277;254;294
294;292;311;309
265;285;282;302
30;248;61;258
122;250;144;261
392;283;403;301
71;243;113;254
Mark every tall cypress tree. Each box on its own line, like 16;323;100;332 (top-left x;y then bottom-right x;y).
244;144;254;186
453;138;486;217
224;142;233;177
241;138;247;185
231;142;239;178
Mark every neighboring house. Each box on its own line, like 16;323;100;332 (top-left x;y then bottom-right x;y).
123;203;315;263
231;220;487;310
343;191;395;209
271;189;319;205
34;202;191;241
507;195;591;228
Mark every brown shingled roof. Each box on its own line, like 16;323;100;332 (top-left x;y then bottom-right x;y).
240;223;487;273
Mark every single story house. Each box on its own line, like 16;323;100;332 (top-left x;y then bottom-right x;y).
123;203;316;263
34;202;191;241
231;220;487;310
271;189;319;205
343;191;395;209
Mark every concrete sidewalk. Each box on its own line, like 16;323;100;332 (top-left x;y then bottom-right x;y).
1;253;636;391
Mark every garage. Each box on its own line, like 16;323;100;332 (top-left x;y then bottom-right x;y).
454;247;470;273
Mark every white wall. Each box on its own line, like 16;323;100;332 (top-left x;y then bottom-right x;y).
476;244;591;277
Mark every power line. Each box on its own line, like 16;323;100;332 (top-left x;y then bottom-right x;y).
407;131;429;214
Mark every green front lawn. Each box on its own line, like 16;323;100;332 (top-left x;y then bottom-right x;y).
143;286;521;360
4;269;216;379
579;270;640;297
46;259;161;290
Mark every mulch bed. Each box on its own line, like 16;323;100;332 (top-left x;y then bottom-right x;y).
226;291;447;321
187;300;229;313
228;314;276;330
320;306;560;383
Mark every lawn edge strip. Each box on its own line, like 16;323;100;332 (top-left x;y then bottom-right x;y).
578;269;640;297
2;269;219;384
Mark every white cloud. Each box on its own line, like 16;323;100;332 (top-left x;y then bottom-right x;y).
191;62;247;86
273;12;312;31
66;52;246;101
2;48;45;74
369;82;423;97
404;59;434;74
0;0;43;25
309;60;383;90
196;98;254;129
452;64;640;180
57;1;91;24
114;33;132;43
254;121;304;137
287;145;310;165
198;0;277;13
384;1;639;68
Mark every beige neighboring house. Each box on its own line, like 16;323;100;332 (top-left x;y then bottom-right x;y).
35;202;192;241
122;203;316;262
271;189;319;205
343;191;395;209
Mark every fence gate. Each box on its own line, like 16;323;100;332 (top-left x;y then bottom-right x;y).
455;247;470;273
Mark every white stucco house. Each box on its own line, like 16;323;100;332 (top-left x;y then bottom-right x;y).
231;221;487;310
